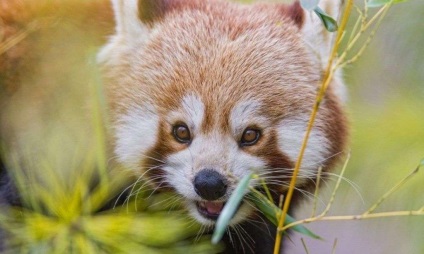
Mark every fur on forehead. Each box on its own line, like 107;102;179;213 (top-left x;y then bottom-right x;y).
99;0;346;123
124;14;320;117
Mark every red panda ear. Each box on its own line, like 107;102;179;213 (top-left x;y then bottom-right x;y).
110;0;182;38
279;1;305;29
138;0;171;24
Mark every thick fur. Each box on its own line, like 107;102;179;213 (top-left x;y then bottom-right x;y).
0;0;348;253
99;0;348;253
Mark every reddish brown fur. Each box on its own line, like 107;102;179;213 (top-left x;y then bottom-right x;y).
101;0;348;208
1;0;349;252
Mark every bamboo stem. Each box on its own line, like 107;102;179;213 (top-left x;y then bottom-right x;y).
273;1;354;253
281;209;424;231
364;166;419;215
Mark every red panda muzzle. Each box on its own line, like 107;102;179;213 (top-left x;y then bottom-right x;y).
194;169;228;201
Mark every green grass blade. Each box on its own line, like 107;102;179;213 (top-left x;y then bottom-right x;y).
212;173;253;244
249;190;321;240
313;6;338;32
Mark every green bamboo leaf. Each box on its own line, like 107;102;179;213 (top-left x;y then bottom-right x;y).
300;0;320;11
212;173;254;244
249;190;321;240
313;6;338;32
367;0;408;8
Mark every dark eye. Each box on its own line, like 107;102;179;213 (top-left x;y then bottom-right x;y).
173;124;191;143
240;128;261;146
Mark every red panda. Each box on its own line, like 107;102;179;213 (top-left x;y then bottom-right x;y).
98;0;348;253
0;0;348;253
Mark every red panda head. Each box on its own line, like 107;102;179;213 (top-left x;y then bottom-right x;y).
98;0;348;226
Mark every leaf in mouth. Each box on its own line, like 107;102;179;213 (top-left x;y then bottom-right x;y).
249;190;321;240
212;173;321;244
212;173;253;244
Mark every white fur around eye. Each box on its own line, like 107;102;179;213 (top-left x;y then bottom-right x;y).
181;94;205;130
167;94;205;134
229;100;269;136
277;117;330;173
115;104;159;169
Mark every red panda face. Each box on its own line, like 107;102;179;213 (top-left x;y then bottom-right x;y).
99;0;347;226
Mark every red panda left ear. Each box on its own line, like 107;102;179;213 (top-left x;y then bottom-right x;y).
138;0;172;24
279;1;305;29
109;0;184;39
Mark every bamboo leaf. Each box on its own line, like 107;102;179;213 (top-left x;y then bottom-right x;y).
367;0;408;8
300;0;320;11
212;173;253;244
313;6;338;32
249;190;321;240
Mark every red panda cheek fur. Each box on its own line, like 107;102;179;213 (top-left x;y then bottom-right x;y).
99;0;348;252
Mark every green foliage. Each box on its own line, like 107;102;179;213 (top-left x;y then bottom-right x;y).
0;81;220;253
212;173;320;244
313;6;338;32
300;0;339;32
0;0;422;253
248;190;321;240
212;173;253;244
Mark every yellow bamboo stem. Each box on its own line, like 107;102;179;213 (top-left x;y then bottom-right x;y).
273;1;354;253
280;209;424;231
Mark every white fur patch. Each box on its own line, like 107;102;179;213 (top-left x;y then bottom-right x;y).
163;130;267;226
115;104;159;169
277;117;330;173
229;100;270;137
181;94;205;131
167;94;205;134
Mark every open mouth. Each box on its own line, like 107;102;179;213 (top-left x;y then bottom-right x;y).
196;201;225;220
195;200;246;221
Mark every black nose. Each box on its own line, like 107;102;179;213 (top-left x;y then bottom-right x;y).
194;169;227;200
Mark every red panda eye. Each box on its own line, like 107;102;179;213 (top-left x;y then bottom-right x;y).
173;124;191;143
240;128;261;146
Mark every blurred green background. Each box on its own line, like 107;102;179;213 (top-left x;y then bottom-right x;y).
288;1;424;253
1;0;423;253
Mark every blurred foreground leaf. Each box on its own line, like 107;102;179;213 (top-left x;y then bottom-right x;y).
0;198;219;253
249;190;321;240
212;173;253;244
212;173;320;245
0;94;220;253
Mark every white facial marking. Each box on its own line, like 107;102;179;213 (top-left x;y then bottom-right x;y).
277;117;330;174
115;104;159;169
164;130;267;226
163;96;272;225
230;100;270;136
182;94;205;129
167;94;205;134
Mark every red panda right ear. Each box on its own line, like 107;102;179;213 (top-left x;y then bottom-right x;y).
279;1;305;29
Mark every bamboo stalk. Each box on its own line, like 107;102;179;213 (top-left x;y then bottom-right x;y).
273;1;355;253
280;209;424;231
